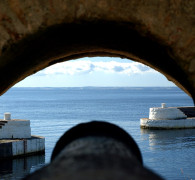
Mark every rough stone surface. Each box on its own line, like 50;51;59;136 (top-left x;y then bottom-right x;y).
0;0;194;99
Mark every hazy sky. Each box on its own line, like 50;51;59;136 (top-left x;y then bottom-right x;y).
15;57;175;87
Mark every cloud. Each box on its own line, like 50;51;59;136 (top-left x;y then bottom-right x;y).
36;60;157;76
113;66;124;72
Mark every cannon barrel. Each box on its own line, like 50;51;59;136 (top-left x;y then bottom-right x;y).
24;121;163;180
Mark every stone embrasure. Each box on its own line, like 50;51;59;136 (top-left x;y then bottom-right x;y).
0;1;195;98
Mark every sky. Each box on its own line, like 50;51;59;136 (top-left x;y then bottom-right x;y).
15;57;175;87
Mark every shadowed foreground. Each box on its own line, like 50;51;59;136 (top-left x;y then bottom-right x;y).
24;121;163;180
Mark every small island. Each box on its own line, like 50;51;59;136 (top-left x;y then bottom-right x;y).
0;113;45;158
140;103;195;129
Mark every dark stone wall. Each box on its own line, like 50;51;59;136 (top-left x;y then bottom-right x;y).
0;142;12;158
0;0;194;99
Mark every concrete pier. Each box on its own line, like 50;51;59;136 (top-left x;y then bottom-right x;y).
0;113;45;158
0;135;45;158
140;104;195;129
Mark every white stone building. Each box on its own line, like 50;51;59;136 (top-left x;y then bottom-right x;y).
140;103;195;129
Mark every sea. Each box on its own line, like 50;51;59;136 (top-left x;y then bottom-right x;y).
0;87;194;180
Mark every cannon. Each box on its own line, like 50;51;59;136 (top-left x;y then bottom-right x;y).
24;121;163;180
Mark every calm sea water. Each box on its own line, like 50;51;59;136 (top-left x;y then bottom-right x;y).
0;87;194;180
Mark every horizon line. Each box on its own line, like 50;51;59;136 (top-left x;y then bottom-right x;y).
13;86;177;88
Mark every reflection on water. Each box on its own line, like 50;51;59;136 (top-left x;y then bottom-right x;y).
140;128;195;180
141;129;195;150
0;154;45;180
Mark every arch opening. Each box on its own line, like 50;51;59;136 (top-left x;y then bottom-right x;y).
14;57;177;88
0;66;193;180
0;22;194;100
0;1;195;179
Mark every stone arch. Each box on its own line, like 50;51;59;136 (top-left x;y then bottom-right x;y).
0;0;195;100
